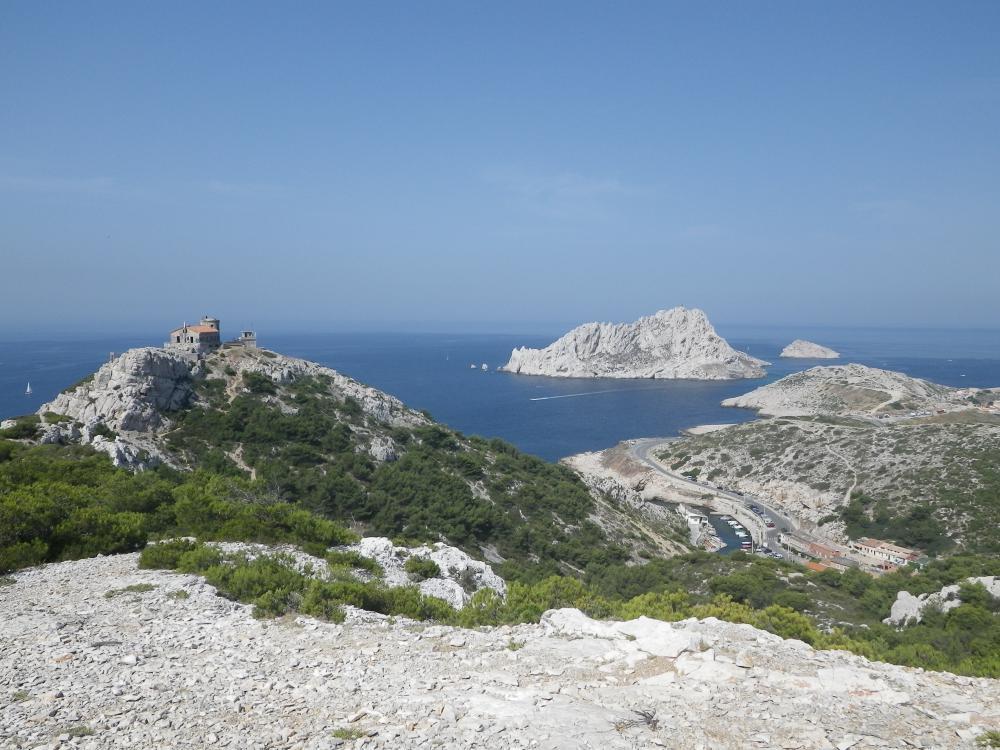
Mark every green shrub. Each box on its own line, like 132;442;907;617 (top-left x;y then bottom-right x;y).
404;556;441;581
139;539;199;569
0;417;40;440
326;550;383;576
242;372;276;394
91;423;118;440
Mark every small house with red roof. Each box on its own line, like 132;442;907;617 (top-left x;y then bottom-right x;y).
166;316;222;354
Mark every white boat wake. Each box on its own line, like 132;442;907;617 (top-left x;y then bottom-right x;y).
529;389;629;401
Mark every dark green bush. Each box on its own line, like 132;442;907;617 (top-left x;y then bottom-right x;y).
326;550;383;576
0;417;40;440
139;539;198;569
404;556;441;581
242;372;277;394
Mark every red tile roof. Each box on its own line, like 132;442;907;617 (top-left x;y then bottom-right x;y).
170;325;219;335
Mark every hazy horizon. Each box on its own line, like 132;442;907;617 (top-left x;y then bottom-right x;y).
3;2;999;336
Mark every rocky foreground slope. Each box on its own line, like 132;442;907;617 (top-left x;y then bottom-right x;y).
780;340;839;359
501;307;768;380
3;554;998;750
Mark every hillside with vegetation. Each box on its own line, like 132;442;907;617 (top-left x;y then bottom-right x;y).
662;364;1000;556
2;347;999;680
1;345;686;581
662;416;1000;555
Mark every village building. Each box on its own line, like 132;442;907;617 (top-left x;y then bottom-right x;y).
166;316;222;354
849;537;921;567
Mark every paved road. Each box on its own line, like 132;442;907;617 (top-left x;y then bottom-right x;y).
627;438;805;558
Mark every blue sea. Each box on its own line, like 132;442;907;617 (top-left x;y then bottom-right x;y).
2;326;999;462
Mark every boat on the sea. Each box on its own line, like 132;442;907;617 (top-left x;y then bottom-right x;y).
481;363;488;371
470;364;476;369
25;381;32;396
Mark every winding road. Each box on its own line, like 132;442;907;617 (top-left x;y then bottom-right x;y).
627;438;806;555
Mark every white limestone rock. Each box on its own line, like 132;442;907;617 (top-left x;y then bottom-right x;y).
780;339;840;359
39;347;196;432
368;435;398;462
501;307;768;380
343;537;506;608
3;556;998;750
884;576;1000;626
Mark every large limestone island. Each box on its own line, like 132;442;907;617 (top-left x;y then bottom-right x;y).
500;307;768;379
780;339;840;359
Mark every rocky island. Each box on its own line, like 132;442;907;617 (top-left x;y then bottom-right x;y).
500;307;768;379
779;339;839;359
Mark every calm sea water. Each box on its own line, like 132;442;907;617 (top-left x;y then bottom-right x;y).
2;326;999;462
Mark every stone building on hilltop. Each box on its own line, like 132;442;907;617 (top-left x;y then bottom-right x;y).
166;316;222;354
166;317;259;354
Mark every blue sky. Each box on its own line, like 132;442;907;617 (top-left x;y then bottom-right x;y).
2;1;998;336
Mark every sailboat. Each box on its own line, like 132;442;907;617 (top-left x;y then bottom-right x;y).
25;380;32;396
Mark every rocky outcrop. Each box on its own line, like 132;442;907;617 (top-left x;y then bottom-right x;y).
221;347;420;428
40;347;196;432
344;537;506;608
884;576;1000;627
780;339;840;359
722;363;957;417
2;553;997;749
501;307;768;380
32;345;427;469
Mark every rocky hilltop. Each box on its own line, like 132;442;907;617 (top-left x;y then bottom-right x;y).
32;345;425;469
722;363;958;417
3;553;997;750
780;339;839;359
501;307;768;380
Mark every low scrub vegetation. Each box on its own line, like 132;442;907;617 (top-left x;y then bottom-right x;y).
403;556;441;581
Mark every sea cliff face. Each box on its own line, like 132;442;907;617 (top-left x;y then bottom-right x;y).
500;307;768;379
780;339;840;359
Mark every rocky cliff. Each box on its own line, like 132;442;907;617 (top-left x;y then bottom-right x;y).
2;553;997;749
500;307;768;380
780;339;840;359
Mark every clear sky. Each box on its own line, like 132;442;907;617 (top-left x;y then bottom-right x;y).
2;1;998;337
